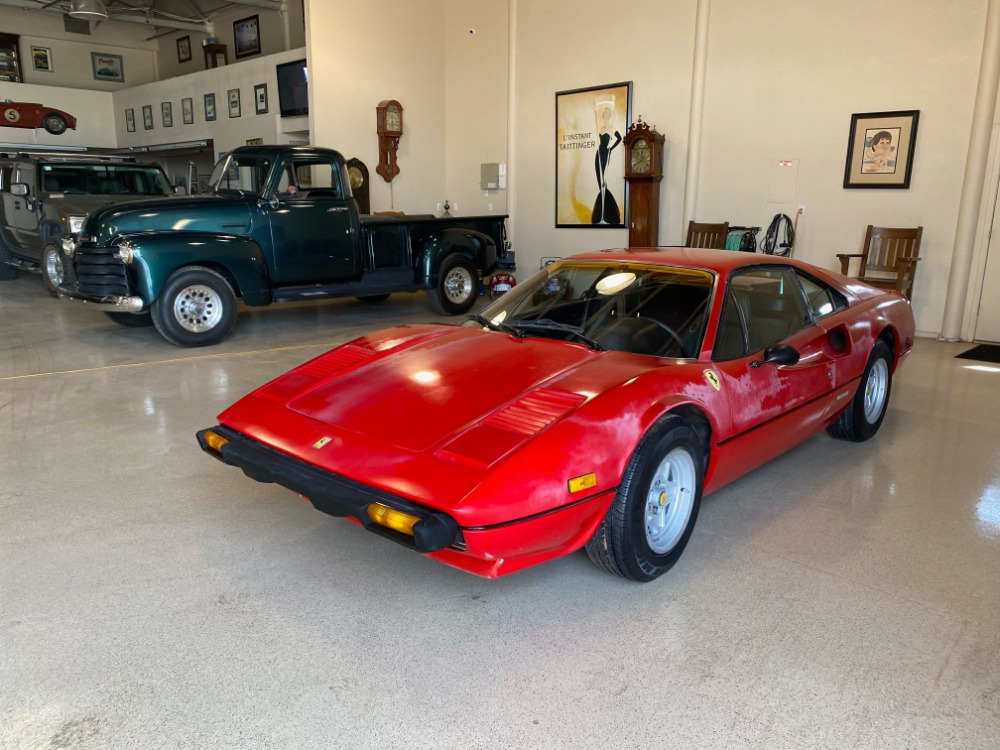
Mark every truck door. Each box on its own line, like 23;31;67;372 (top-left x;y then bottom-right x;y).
7;166;41;253
265;157;360;285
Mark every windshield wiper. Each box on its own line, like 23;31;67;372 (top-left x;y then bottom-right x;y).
467;313;525;337
506;319;604;350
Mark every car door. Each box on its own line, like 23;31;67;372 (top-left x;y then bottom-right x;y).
9;165;41;254
265;157;360;285
710;266;839;481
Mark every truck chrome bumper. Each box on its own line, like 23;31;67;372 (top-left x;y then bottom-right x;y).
57;286;144;313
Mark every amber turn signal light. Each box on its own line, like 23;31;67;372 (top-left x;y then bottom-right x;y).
203;430;230;455
367;503;420;535
568;472;597;493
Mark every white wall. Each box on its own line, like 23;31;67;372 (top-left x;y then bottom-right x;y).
306;0;447;214
508;0;990;336
0;7;158;90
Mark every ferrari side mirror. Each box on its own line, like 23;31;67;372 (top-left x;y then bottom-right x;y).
750;343;800;368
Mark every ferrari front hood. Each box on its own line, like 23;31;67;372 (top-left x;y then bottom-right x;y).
286;328;597;452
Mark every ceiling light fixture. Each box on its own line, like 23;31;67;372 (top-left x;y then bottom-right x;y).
69;0;109;20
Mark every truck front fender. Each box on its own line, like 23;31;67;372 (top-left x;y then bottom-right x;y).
418;227;497;287
124;233;271;305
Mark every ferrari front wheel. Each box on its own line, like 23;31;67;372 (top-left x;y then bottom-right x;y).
827;340;893;442
586;415;704;582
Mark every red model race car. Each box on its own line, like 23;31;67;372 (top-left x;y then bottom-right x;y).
198;248;915;581
1;99;77;135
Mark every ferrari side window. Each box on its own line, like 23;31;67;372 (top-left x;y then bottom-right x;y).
796;272;848;318
713;291;748;361
727;267;810;353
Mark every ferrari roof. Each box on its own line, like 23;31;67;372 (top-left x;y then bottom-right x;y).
567;247;798;274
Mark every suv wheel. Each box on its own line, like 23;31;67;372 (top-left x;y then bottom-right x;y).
41;244;64;294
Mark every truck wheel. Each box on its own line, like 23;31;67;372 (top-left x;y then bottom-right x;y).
151;266;237;347
43;113;68;135
41;244;65;294
105;311;154;328
429;255;478;315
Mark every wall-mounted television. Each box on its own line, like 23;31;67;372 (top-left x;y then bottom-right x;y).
275;59;308;117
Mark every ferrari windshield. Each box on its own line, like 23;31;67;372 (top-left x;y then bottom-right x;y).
467;261;714;358
208;153;273;196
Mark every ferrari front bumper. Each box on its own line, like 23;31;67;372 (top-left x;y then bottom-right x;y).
196;425;461;553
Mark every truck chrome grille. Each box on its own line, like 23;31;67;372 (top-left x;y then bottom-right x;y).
73;246;129;297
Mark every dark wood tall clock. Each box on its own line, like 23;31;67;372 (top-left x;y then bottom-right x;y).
375;99;403;182
623;119;665;247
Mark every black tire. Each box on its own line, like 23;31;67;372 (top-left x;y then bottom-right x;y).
356;294;391;303
41;244;64;295
586;415;704;582
151;266;238;347
43;113;68;135
105;311;154;327
827;340;893;442
428;255;478;315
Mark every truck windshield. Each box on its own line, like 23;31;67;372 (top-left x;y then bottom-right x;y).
40;165;173;196
208;154;272;197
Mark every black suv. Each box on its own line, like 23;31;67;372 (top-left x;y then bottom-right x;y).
0;153;173;291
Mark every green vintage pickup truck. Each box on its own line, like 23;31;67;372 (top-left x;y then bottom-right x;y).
57;145;510;346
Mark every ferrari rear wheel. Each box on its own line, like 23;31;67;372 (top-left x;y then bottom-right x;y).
827;340;893;442
586;415;704;582
43;113;68;135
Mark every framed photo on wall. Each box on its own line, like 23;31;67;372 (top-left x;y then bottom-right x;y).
254;83;268;115
204;93;217;122
555;81;632;227
91;52;124;82
142;104;153;130
228;88;241;118
176;35;192;63
182;97;194;125
233;15;261;58
31;46;52;72
125;108;135;133
161;101;173;128
843;110;920;189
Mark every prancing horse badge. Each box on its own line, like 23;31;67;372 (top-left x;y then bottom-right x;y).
703;370;721;391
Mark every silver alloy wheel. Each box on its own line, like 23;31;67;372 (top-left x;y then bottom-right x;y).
443;265;474;304
43;247;64;287
172;284;223;333
645;446;697;554
863;357;889;423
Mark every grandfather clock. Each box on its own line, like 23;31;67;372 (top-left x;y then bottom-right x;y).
623;119;665;247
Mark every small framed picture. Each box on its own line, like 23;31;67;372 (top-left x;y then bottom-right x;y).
254;83;268;115
142;105;153;130
31;46;52;72
176;35;192;63
204;93;216;122
91;52;124;82
182;97;194;125
234;14;261;58
843;110;920;189
125;108;135;133
161;101;173;128
228;88;241;118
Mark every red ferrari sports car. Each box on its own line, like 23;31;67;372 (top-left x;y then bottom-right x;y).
198;248;915;581
1;99;77;135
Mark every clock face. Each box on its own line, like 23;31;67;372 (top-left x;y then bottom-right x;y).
348;166;364;189
631;139;651;173
386;105;401;133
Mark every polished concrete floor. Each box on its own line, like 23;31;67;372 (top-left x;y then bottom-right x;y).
2;273;999;750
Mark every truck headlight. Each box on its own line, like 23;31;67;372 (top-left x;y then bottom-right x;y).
68;215;86;234
116;243;134;265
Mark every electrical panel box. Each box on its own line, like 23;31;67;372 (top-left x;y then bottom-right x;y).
480;163;500;191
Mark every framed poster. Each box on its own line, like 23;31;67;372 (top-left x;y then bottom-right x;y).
254;83;268;115
176;35;192;63
555;81;631;227
31;46;52;72
161;101;173;128
142;104;153;130
182;97;194;125
125;108;135;133
233;15;261;58
91;52;124;82
843;110;920;189
228;88;241;118
204;93;217;122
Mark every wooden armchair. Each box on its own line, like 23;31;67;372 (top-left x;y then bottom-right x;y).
685;221;730;249
837;225;923;300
